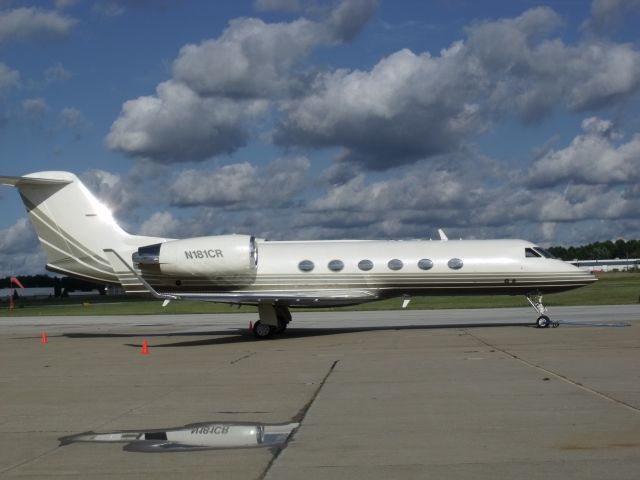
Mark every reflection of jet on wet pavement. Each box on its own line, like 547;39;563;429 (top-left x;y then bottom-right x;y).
59;421;300;453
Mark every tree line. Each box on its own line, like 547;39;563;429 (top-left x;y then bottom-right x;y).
0;275;104;296
548;239;640;261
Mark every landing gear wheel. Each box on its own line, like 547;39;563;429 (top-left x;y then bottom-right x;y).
536;315;550;328
253;321;273;339
551;321;560;328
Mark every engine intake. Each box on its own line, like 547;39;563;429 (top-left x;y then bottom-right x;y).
133;243;160;265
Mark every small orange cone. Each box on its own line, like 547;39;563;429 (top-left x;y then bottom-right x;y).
41;331;47;344
249;321;253;330
141;339;149;355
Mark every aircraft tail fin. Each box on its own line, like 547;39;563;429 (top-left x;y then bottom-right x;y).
1;171;166;285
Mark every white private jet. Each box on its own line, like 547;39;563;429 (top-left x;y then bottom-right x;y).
1;171;596;337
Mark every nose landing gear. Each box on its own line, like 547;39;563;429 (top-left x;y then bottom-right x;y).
526;294;559;328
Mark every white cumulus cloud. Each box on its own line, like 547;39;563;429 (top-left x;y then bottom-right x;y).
106;80;268;163
173;17;322;99
0;7;76;45
138;211;181;237
0;62;19;91
527;117;640;187
107;0;377;163
254;0;301;12
170;157;310;208
275;6;640;170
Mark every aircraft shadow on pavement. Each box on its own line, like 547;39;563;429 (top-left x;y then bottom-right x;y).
63;322;532;348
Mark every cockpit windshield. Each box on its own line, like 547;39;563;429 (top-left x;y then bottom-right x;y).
528;246;556;258
525;247;540;257
525;247;556;259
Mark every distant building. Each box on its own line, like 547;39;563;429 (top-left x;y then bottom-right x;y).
0;287;54;298
1;287;107;299
569;259;640;272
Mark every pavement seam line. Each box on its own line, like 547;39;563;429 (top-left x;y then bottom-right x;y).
464;330;640;415
91;343;253;431
260;359;340;480
0;445;60;475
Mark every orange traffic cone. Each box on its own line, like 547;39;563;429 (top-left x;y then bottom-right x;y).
41;331;47;344
249;321;253;330
141;339;149;355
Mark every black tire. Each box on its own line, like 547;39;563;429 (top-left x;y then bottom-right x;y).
274;319;288;334
253;321;273;339
275;306;292;322
536;315;550;328
274;305;291;334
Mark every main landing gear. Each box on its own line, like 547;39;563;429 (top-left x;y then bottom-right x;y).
526;294;559;328
252;305;292;339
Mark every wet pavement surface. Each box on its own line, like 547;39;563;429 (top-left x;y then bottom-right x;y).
1;307;639;479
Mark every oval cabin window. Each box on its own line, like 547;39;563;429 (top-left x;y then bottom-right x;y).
418;259;433;270
358;259;373;271
298;260;315;272
328;259;344;272
387;259;403;271
447;258;463;270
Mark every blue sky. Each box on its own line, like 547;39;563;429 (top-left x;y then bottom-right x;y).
1;0;640;275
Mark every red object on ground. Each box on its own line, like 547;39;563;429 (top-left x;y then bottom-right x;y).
141;339;149;355
41;331;47;344
10;277;25;289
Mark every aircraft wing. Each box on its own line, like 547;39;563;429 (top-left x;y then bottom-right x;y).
172;289;379;306
103;249;378;307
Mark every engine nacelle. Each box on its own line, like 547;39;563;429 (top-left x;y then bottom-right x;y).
133;235;258;286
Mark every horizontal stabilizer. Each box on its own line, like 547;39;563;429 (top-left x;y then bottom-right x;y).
0;175;72;187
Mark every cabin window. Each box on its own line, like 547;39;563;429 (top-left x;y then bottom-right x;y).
298;260;315;272
388;259;403;271
358;259;373;271
447;258;463;270
328;259;344;272
525;248;541;258
418;258;434;270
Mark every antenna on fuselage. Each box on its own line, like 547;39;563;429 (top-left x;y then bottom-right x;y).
438;229;448;241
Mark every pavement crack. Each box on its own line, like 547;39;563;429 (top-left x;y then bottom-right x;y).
260;359;340;480
230;351;256;365
465;330;640;415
